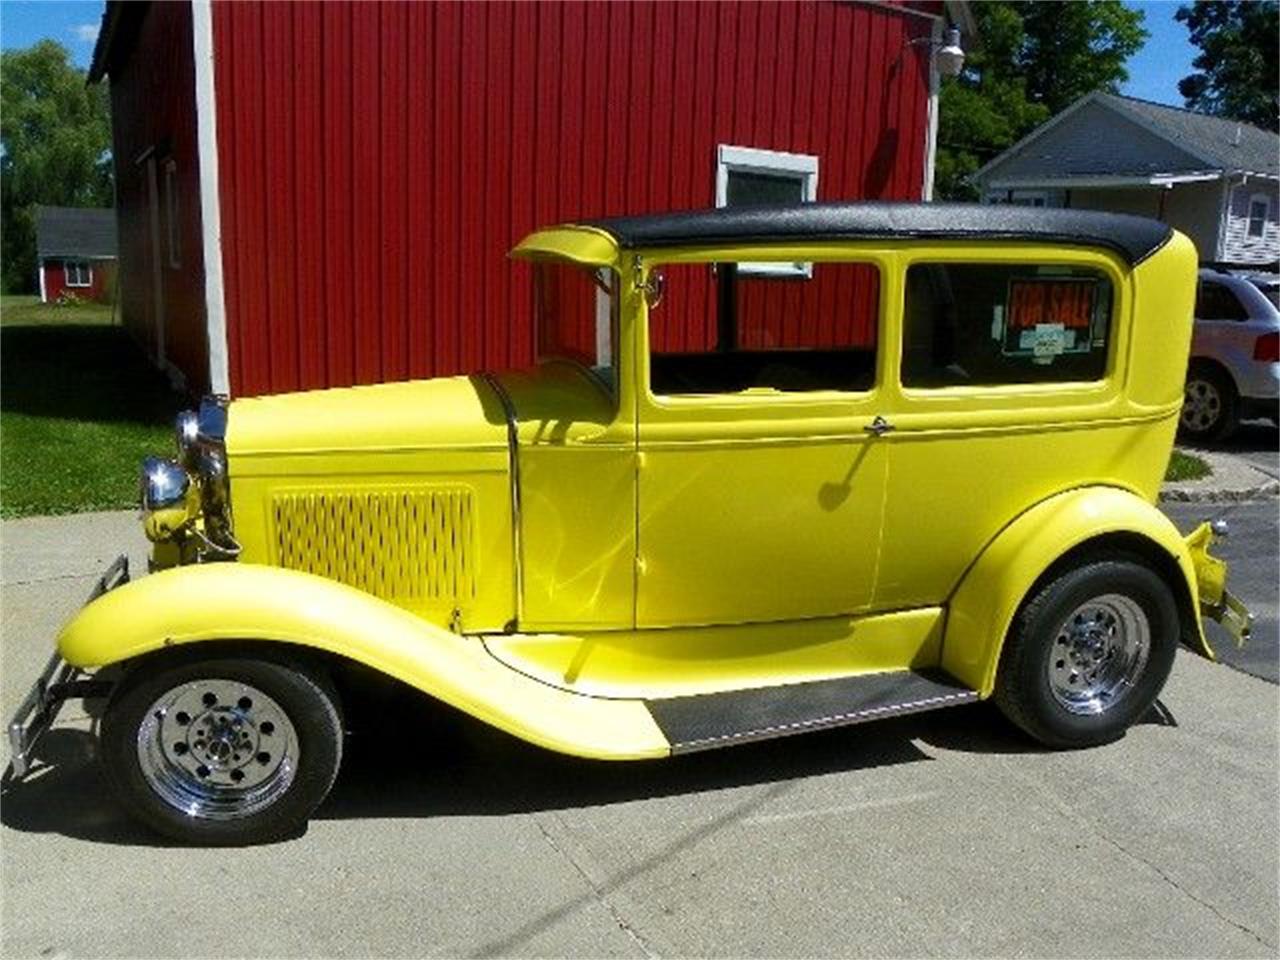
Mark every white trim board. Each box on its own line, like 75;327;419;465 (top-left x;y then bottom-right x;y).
191;0;231;396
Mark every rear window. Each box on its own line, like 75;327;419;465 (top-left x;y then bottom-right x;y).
1249;279;1279;310
902;263;1113;387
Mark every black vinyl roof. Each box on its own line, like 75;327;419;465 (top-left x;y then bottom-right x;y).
583;202;1173;266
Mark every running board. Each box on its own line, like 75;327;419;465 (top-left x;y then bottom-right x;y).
647;669;978;754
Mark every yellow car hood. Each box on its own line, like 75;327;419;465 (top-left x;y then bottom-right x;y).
226;375;510;458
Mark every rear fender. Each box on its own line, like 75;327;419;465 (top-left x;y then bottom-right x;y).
57;563;668;760
943;486;1212;697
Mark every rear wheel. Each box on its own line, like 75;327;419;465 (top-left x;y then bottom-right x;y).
101;651;342;845
994;559;1179;748
1181;362;1238;442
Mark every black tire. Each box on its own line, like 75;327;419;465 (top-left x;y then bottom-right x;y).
993;559;1179;749
1180;361;1239;442
100;649;343;846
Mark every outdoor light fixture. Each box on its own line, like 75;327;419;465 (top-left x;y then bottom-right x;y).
909;25;966;78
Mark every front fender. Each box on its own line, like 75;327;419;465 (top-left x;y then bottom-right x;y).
942;486;1212;697
57;563;668;760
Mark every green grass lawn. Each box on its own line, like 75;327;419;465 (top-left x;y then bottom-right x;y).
1;294;187;518
1165;449;1212;483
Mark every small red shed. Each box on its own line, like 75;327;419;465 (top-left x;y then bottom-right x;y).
34;206;118;304
90;0;972;398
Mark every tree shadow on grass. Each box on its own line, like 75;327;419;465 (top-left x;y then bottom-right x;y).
0;323;187;426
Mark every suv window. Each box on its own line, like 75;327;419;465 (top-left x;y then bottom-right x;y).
1196;280;1248;321
902;263;1113;388
647;261;879;395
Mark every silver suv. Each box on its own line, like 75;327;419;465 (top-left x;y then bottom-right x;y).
1181;266;1279;441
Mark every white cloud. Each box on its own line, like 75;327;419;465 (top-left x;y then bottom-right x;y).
70;23;99;44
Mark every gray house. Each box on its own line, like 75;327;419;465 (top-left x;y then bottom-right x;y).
973;92;1279;266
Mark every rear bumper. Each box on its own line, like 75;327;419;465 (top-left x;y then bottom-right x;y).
5;556;129;778
1184;522;1252;648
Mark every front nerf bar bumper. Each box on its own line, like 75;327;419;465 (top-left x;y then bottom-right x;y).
1185;521;1252;648
5;555;129;778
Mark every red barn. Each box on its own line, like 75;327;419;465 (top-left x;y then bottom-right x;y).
90;0;972;397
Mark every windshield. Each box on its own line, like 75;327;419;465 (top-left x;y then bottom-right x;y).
533;262;617;390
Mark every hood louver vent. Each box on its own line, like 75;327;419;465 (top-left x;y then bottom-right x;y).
271;488;477;610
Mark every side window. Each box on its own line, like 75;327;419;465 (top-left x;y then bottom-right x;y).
902;263;1113;388
534;262;617;392
648;260;879;395
1195;280;1248;321
64;260;91;287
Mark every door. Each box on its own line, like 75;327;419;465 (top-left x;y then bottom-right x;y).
634;256;889;628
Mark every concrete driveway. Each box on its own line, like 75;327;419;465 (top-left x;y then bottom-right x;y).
2;512;1277;959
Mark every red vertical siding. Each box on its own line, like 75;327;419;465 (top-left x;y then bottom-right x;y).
41;258;115;303
105;1;209;391
211;0;937;397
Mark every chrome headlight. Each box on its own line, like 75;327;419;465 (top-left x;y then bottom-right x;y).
175;411;200;468
141;456;190;510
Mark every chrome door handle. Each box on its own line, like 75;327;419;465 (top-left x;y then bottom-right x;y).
864;415;895;437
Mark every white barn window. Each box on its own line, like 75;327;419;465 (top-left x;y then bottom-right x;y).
716;144;818;277
65;259;92;287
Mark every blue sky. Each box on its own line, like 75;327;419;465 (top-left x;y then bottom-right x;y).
0;0;105;68
0;0;1198;107
1121;0;1199;105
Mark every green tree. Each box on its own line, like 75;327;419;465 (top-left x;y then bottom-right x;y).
936;1;1147;200
1;40;114;293
1176;1;1279;131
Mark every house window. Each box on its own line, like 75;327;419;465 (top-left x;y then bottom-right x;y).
716;145;818;277
64;260;92;287
1010;191;1049;207
1248;194;1269;239
164;158;181;268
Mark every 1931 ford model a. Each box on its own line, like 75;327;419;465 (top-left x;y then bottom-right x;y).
8;204;1250;845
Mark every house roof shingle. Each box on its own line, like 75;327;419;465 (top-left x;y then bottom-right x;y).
976;92;1279;186
35;206;118;259
1101;94;1279;177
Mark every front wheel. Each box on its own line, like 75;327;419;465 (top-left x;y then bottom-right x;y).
994;559;1179;748
100;651;343;845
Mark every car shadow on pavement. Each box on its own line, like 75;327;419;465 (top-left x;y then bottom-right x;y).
0;694;1177;846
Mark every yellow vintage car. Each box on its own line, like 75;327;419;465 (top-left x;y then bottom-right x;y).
8;203;1250;845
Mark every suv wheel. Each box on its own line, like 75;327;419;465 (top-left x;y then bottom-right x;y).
101;651;343;846
994;559;1179;748
1181;362;1238;442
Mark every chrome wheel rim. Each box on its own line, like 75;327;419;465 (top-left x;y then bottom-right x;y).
1047;594;1151;716
1181;378;1221;433
137;679;299;820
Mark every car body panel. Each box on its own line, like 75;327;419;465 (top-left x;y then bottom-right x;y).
227;376;518;631
485;606;944;700
55;563;670;760
942;485;1213;696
